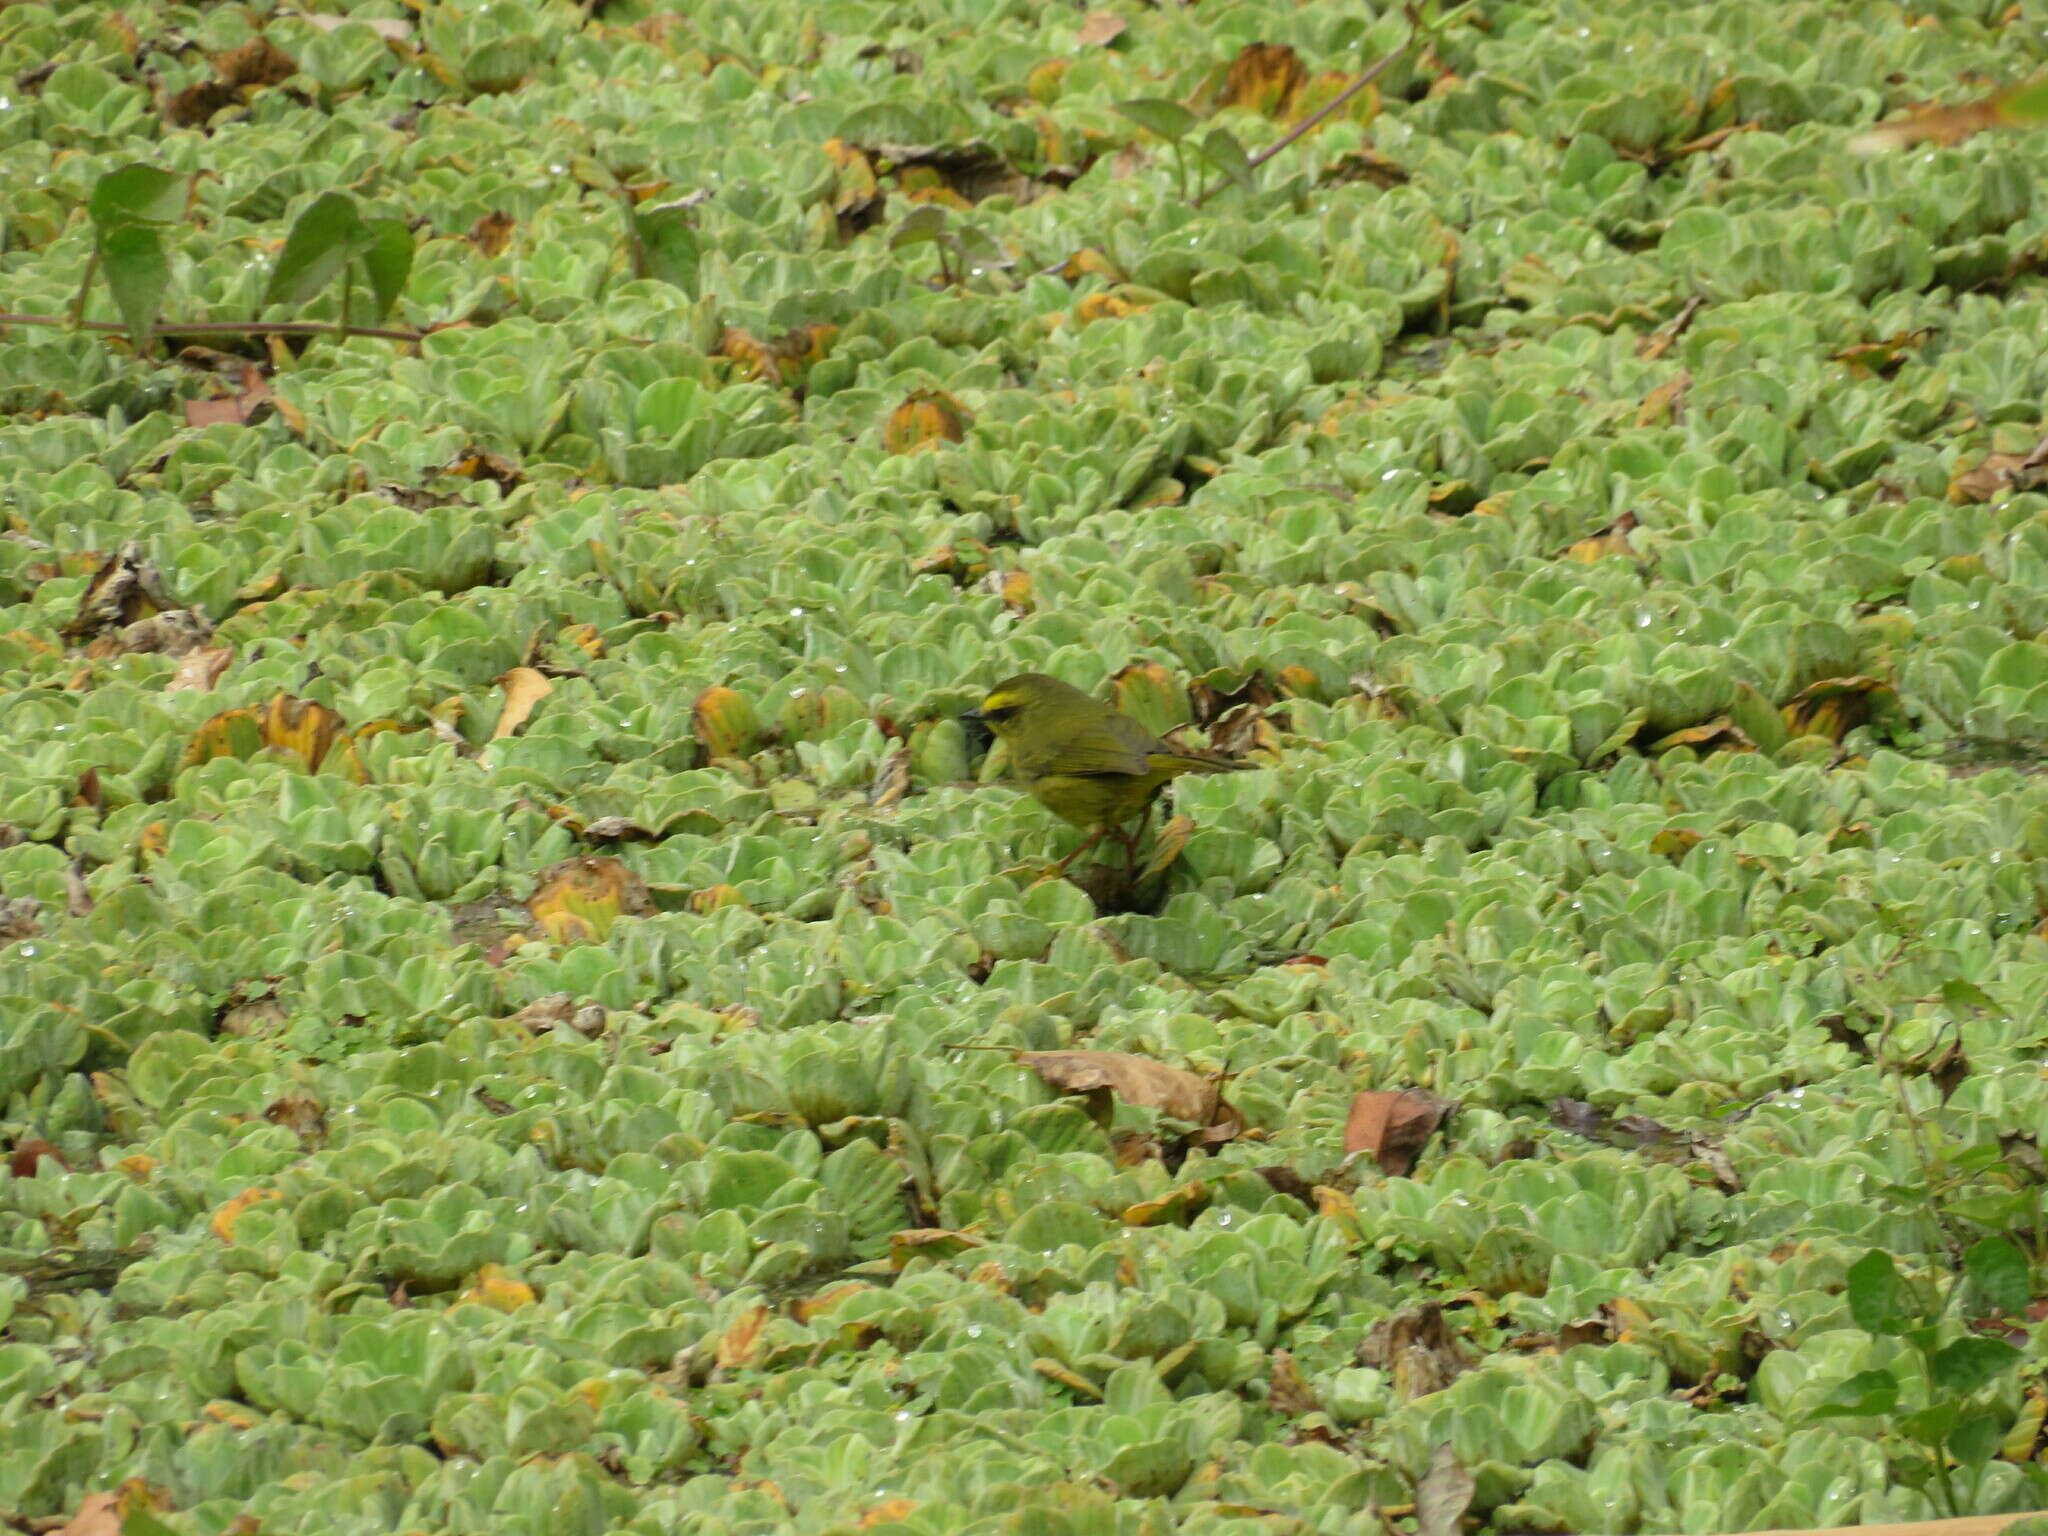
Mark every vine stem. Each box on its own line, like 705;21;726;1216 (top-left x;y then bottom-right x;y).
1;311;429;344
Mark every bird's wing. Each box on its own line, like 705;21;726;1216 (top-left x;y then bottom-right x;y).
1013;711;1156;779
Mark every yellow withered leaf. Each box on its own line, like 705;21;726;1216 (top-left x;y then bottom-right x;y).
1220;42;1306;117
692;684;762;760
460;1264;537;1311
716;1305;772;1368
210;1187;281;1242
490;667;553;741
527;856;653;944
260;693;347;772
882;389;971;454
180;706;264;769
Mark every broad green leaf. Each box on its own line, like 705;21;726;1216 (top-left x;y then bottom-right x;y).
265;191;373;307
888;205;949;250
1846;1249;1902;1335
1999;76;2048;125
100;223;169;347
1117;98;1199;144
1948;1192;2037;1227
1808;1368;1897;1419
1949;1406;2009;1466
1965;1236;2032;1316
1900;1401;1959;1444
1931;1335;2022;1395
1942;979;1998;1015
88;164;185;230
357;217;414;319
1198;126;1256;197
634;205;700;291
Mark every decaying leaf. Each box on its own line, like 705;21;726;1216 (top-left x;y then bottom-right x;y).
490;666;553;740
1076;11;1127;46
1414;1443;1476;1536
868;746;912;810
1949;437;2048;504
717;1305;773;1368
103;607;215;660
1561;511;1640;563
210;1186;282;1241
166;645;233;691
1851;75;2048;153
62;542;178;641
1219;42;1306;117
889;1228;985;1268
1267;1350;1321;1417
9;1137;69;1176
301;12;414;40
260;693;348;771
1120;1180;1209;1227
56;1480;173;1536
1780;676;1896;742
1135;813;1196;884
528;856;653;943
214;36;299;88
1358;1301;1471;1401
262;1095;327;1148
0;896;43;941
183;364;277;429
1344;1088;1454;1175
692;684;762;760
1019;1049;1243;1143
882;388;971;453
469;209;516;256
461;1263;537;1312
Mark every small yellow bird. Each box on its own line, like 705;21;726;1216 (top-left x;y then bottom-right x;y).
963;672;1254;872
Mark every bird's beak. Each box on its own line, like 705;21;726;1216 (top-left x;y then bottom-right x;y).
960;707;987;724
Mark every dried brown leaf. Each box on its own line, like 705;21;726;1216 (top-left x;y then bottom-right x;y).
184;365;277;428
883;389;971;453
1359;1301;1471;1401
469;209;516;256
1267;1350;1321;1417
1414;1443;1476;1536
1220;42;1306;116
62;542;177;640
301;12;413;40
528;856;653;944
1020;1049;1242;1141
1076;11;1127;46
167;645;233;692
1344;1088;1454;1175
490;666;553;740
214;36;299;88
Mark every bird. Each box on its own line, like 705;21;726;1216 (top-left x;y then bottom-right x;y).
962;671;1255;874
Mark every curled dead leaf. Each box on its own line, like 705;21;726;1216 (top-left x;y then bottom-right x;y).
1358;1300;1471;1401
62;542;177;641
1344;1088;1454;1175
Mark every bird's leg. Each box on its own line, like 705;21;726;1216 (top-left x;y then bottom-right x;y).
1048;825;1107;876
1117;806;1151;871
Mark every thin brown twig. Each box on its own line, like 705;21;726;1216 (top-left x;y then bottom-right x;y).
1191;28;1417;207
1032;21;1426;279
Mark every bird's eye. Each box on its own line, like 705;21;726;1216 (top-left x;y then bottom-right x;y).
982;705;1016;722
